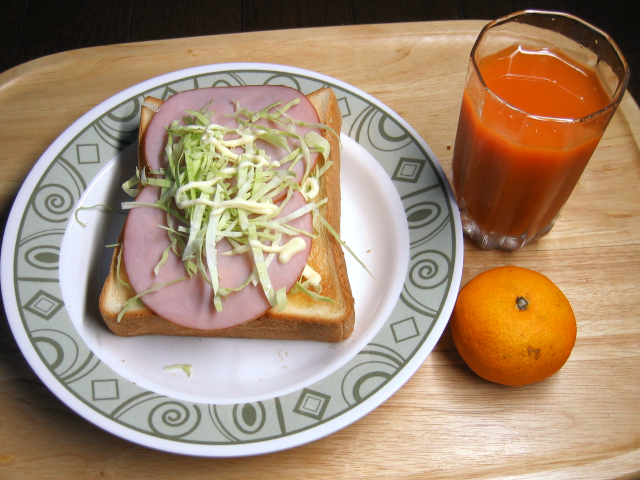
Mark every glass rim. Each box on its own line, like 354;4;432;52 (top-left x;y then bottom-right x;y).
470;10;630;124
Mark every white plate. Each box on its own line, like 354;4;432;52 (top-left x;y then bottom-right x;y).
1;63;463;457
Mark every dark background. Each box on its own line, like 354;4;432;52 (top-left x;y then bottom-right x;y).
1;0;638;101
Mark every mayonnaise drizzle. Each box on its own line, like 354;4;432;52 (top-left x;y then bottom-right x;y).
277;237;306;264
200;132;279;168
302;265;321;288
174;178;221;200
246;237;306;264
301;177;319;201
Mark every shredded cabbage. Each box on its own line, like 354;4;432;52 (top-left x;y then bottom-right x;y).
73;204;123;228
123;96;342;311
163;364;193;377
291;281;335;303
117;276;187;322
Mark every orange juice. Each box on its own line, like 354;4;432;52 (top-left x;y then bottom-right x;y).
452;45;613;239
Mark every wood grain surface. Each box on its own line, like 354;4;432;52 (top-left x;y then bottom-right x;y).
1;21;639;479
2;0;639;102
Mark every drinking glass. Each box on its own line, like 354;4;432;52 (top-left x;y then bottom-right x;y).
451;11;629;250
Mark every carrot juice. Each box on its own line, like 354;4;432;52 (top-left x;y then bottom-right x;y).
452;43;615;245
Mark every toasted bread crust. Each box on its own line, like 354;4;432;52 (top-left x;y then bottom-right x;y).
137;97;164;175
99;87;354;342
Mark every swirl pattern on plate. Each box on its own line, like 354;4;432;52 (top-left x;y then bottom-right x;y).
8;67;459;449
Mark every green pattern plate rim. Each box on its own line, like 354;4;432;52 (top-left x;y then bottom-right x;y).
1;63;463;457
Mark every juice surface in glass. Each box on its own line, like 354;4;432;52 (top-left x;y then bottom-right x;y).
452;44;612;240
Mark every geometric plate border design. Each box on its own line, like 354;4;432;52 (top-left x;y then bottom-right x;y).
1;63;463;456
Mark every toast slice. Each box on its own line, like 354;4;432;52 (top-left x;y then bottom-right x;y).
99;87;355;342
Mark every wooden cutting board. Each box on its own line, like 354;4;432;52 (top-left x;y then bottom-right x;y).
1;20;639;479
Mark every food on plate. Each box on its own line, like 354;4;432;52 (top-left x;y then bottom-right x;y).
163;364;193;377
450;266;576;386
99;85;355;342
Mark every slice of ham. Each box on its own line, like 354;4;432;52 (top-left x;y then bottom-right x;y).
123;186;313;330
143;85;321;185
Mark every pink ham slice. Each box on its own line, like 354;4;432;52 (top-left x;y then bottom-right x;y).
143;85;321;185
123;186;313;330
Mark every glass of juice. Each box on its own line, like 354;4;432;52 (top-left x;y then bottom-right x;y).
451;11;629;250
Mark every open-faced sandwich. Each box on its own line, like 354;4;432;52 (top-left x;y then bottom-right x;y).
99;85;355;342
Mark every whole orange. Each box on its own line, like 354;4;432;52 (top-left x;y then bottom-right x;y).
450;266;576;386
